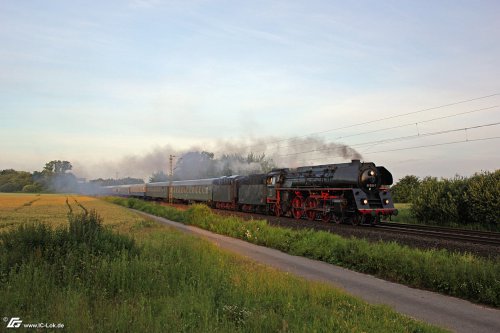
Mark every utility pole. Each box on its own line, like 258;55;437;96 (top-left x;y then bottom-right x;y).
168;155;175;204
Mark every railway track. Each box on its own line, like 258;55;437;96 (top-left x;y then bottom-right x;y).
211;204;500;247
376;221;500;246
156;202;499;256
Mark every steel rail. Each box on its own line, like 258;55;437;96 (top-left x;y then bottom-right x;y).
377;222;500;246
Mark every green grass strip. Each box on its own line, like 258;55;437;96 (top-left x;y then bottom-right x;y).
107;197;500;308
0;208;445;332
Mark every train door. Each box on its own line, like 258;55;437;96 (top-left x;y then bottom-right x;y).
266;175;278;200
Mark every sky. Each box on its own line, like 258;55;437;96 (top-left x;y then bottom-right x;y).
0;0;499;181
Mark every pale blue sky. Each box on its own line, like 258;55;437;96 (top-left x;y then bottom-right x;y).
1;0;499;179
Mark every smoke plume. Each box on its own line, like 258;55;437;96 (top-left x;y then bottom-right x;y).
72;137;363;182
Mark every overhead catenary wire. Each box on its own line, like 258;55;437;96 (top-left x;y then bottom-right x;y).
272;122;500;159
287;136;500;164
361;136;500;155
222;93;500;153
252;105;499;155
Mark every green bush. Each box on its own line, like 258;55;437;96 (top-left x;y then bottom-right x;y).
411;171;499;229
465;170;500;228
0;182;19;192
22;183;42;193
0;210;139;276
412;176;463;224
391;175;420;203
0;169;34;192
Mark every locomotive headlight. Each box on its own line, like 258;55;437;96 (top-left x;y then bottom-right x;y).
384;199;390;205
361;199;368;205
369;170;375;176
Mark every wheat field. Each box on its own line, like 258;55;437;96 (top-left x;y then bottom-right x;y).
0;193;145;233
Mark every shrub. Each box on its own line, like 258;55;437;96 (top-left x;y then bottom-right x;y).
0;210;139;276
0;182;19;192
22;183;42;193
465;170;500;228
412;176;464;224
411;171;499;229
391;175;420;203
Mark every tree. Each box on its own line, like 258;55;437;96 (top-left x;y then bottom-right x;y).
44;160;72;174
36;160;77;192
0;169;34;192
149;171;168;183
390;175;420;203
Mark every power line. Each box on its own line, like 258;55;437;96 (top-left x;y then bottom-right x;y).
332;105;499;141
363;136;500;154
287;136;500;164
272;122;500;159
350;122;500;148
223;92;500;153
294;94;500;137
253;105;499;155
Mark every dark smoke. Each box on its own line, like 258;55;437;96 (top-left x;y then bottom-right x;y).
211;136;363;168
173;151;270;180
72;137;362;182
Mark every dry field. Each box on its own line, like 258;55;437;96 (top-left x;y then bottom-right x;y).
0;193;146;233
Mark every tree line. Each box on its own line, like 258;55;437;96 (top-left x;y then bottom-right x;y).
0;160;145;193
391;170;499;229
0;160;76;193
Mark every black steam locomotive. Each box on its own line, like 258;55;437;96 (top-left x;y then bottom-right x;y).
104;159;397;225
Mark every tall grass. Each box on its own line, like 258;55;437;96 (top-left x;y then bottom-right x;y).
107;197;500;307
0;209;444;332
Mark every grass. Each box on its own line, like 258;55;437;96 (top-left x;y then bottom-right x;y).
107;197;500;308
392;203;499;231
0;194;445;332
390;203;418;224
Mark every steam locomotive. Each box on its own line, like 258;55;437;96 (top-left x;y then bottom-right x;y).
103;159;397;225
